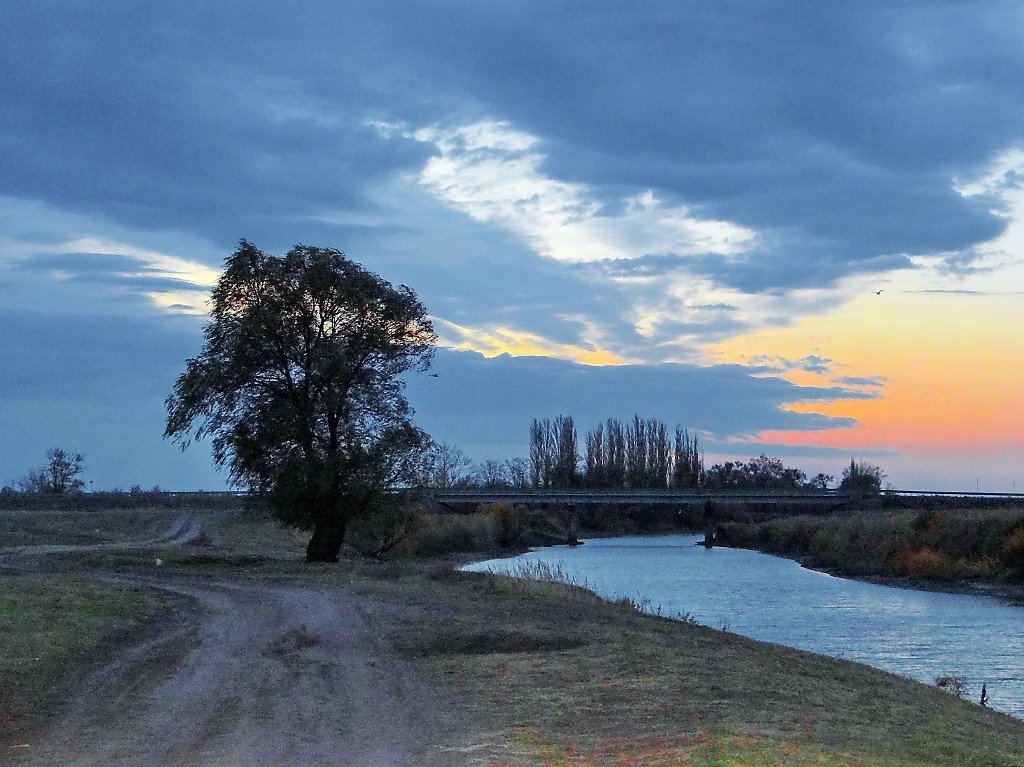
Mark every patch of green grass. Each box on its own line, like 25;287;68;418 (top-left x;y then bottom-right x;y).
490;728;924;766
199;508;308;559
0;575;165;740
0;508;183;547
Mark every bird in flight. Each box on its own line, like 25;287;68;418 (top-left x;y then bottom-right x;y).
873;289;883;295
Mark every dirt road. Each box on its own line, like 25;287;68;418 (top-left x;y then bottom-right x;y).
5;524;468;766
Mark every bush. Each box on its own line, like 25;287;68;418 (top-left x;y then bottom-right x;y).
486;502;526;548
1001;523;1024;570
347;502;426;557
404;512;496;555
894;547;948;577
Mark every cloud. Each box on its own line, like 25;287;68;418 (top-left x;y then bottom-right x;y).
404;349;871;462
435;318;627;366
6;238;217;316
837;375;886;388
406;120;758;265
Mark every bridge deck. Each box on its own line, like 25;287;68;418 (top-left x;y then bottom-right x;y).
433;490;845;507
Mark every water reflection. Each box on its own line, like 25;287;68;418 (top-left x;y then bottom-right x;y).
464;534;1024;718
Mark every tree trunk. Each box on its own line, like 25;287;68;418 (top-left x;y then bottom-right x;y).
305;517;347;563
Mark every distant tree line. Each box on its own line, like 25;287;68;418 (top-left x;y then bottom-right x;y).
523;415;885;495
413;442;531;490
529;415;704;490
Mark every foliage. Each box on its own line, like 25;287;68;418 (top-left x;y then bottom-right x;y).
346;497;426;557
487;502;526;548
935;674;967;699
703;454;807;491
529;416;579;488
164;241;436;562
999;522;1024;570
808;473;834;490
840;459;886;495
19;448;86;494
472;458;529;489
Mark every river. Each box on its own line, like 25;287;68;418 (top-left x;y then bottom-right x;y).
463;534;1024;718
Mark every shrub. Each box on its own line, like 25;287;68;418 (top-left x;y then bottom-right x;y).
935;674;967;698
486;502;526;548
894;547;948;577
406;512;496;555
347;502;425;557
1001;523;1024;570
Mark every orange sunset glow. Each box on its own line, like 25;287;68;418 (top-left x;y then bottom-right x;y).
712;290;1024;458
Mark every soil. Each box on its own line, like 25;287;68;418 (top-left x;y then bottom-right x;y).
2;523;471;767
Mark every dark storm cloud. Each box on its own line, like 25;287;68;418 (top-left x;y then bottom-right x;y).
4;0;1021;281
0;3;438;248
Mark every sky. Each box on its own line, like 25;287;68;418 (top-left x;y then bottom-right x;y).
1;1;1022;491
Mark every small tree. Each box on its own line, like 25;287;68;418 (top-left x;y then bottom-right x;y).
416;442;473;488
840;459;885;496
21;449;85;494
165;241;436;562
503;457;531;489
808;473;834;490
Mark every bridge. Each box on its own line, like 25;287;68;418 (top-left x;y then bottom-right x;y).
433;488;848;508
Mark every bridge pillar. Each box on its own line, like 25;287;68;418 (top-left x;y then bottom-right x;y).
567;502;581;545
702;500;716;548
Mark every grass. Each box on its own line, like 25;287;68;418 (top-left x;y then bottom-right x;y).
0;507;184;547
0;575;165;739
353;562;1024;767
4;505;1024;765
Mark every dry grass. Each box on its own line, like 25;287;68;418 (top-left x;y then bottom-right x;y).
717;507;1024;583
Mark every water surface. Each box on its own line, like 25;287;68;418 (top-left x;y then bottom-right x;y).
465;534;1024;717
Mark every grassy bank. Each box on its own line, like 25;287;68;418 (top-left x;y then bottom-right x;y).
3;506;1024;765
350;559;1024;766
716;507;1024;587
0;576;165;741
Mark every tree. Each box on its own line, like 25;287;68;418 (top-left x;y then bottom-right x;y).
703;455;806;491
475;459;508;488
415;442;472;488
503;457;531;489
552;415;578;488
164;241;436;562
808;473;834;490
840;459;886;496
20;448;86;493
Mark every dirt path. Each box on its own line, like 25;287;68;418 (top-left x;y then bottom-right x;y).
5;522;466;767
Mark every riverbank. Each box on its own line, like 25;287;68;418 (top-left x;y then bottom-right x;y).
4;507;1024;765
715;506;1024;603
